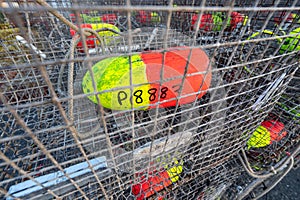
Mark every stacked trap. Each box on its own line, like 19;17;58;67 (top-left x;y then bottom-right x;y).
0;0;299;199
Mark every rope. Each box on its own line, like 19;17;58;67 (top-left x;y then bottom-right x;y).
238;149;292;179
67;35;78;121
36;0;142;136
35;0;85;35
237;156;294;200
35;0;141;38
253;157;294;200
65;30;104;137
64;27;143;137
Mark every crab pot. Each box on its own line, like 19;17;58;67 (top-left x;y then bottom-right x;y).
0;0;299;200
244;68;299;171
222;69;299;200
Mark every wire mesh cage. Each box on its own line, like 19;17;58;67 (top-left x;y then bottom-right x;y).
222;68;299;200
0;0;299;199
243;71;299;173
157;157;243;200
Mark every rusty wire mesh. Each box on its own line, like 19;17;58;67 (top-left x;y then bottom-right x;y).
0;0;299;199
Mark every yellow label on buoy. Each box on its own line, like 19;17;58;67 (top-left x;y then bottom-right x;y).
82;55;151;110
165;158;183;183
247;126;271;149
91;23;120;45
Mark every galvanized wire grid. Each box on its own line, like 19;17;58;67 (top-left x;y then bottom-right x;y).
222;68;299;200
0;0;299;199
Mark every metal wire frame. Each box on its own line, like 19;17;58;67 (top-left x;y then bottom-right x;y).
148;157;243;200
243;69;299;171
0;0;299;199
222;156;294;200
222;67;299;200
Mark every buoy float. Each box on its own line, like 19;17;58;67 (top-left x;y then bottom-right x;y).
82;47;212;110
70;23;120;51
247;120;287;149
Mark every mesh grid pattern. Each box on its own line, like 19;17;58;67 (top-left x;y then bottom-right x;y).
0;0;299;199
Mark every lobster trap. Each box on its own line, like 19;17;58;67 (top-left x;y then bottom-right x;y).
0;0;299;199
